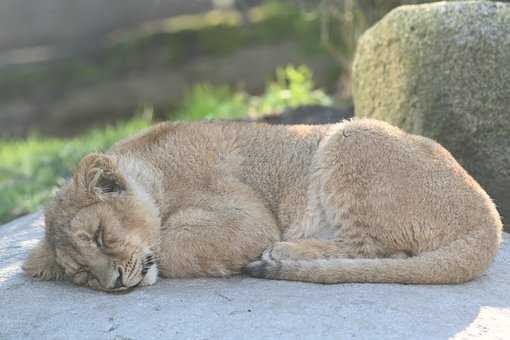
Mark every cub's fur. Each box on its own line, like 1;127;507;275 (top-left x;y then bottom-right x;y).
23;119;502;291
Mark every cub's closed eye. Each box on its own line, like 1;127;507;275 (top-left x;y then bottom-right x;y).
94;225;104;248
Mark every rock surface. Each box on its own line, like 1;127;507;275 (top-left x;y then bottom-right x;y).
1;212;510;339
352;1;510;229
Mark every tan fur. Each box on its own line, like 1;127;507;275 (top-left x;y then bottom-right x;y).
23;119;502;291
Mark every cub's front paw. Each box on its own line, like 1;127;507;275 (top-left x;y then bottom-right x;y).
140;265;159;286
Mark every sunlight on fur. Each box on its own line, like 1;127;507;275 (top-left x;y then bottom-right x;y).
23;119;502;292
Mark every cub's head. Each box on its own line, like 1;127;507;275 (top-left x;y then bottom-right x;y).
23;153;161;292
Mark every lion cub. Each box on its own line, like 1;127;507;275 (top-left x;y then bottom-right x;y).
23;119;502;292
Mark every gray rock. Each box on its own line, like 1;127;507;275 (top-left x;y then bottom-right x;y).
352;1;510;229
1;212;510;339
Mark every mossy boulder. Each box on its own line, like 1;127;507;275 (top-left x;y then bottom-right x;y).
352;1;510;228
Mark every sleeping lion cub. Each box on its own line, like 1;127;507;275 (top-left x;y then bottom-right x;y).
23;119;502;292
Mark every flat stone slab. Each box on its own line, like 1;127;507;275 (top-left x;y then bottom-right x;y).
1;213;509;340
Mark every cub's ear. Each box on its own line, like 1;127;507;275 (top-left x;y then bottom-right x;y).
23;239;64;281
74;153;127;199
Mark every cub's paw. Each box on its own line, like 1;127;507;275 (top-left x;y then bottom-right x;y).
243;242;293;279
243;260;281;279
140;265;159;286
261;242;306;262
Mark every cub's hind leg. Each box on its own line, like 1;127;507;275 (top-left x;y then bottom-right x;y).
262;237;403;263
245;236;409;278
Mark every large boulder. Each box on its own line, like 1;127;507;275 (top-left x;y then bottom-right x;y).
352;1;510;228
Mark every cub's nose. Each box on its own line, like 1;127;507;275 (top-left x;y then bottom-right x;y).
113;268;124;289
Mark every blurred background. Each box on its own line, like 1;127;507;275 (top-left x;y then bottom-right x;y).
0;0;494;223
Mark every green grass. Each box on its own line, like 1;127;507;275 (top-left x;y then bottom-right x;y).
0;66;333;224
0;118;151;224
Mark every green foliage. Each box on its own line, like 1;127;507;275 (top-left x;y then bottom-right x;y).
174;85;248;121
248;65;332;117
0;118;151;224
175;65;332;120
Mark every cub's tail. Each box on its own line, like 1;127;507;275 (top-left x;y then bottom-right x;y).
245;226;501;284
